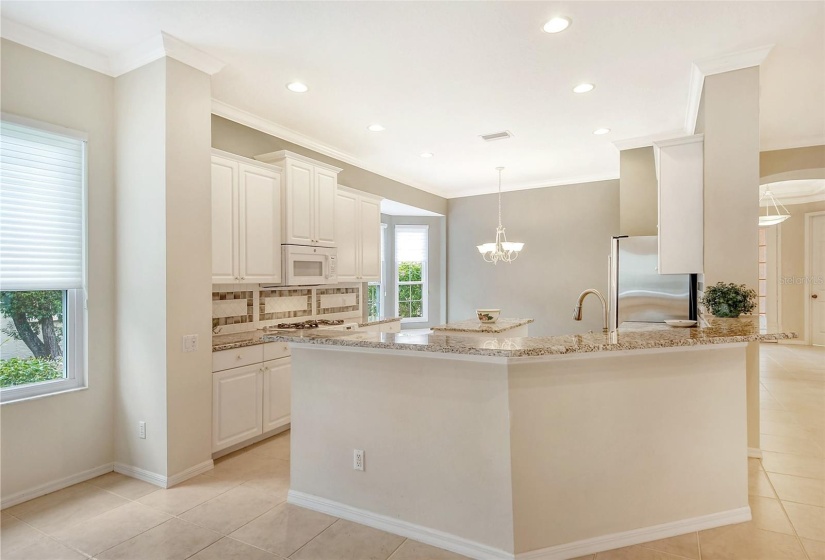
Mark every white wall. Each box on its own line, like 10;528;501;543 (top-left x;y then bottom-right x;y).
447;180;620;336
114;59;170;476
0;40;116;500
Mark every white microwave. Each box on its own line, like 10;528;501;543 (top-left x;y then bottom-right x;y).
280;245;338;286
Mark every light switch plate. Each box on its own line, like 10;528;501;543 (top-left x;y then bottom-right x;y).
183;334;198;353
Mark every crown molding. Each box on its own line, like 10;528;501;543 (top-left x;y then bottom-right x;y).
447;172;619;199
0;20;224;77
211;99;450;199
1;18;112;75
611;129;687;152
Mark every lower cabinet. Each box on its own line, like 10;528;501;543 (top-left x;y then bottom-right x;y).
212;343;291;453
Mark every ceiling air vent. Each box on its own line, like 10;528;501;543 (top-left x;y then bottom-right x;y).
480;130;513;142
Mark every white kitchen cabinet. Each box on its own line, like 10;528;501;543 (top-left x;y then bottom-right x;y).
212;363;263;452
211;150;282;284
212;342;291;453
654;135;704;274
255;150;342;247
263;357;291;433
335;186;382;282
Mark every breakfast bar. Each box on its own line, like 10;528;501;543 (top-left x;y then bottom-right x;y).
430;317;534;339
268;319;794;560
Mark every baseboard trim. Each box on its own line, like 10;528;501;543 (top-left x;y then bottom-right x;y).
515;507;752;560
288;490;514;560
1;463;114;509
114;463;167;488
114;459;214;489
748;448;763;459
167;459;214;487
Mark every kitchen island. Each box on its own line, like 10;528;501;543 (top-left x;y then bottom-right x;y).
266;319;794;560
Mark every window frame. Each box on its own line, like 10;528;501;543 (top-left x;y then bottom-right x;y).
0;113;88;404
394;224;429;324
366;223;388;322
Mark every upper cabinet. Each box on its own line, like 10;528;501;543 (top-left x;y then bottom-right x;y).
254;151;342;247
211;150;282;284
335;186;382;282
654;135;704;274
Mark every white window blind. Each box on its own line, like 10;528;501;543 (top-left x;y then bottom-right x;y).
0;120;85;290
395;225;428;262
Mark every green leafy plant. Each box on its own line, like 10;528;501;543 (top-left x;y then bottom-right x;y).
0;290;64;359
0;357;63;388
701;282;757;318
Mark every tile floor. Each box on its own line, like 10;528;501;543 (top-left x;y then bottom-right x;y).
1;343;822;560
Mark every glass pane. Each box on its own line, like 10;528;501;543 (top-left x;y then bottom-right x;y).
758;263;767;280
398;302;411;318
758;227;767;246
0;290;66;389
410;284;423;301
409;262;422;282
367;284;380;322
410;301;423;318
758;246;767;263
759;296;767;314
294;260;323;277
398;285;412;301
397;262;411;282
759;279;767;297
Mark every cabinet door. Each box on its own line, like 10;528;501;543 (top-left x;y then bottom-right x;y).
284;159;314;245
359;196;382;281
314;168;337;246
335;190;359;281
657;137;704;274
239;165;281;283
211;157;238;283
213;364;263;452
262;358;291;433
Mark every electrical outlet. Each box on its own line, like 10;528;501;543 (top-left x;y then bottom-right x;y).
139;421;146;439
353;449;364;471
182;334;198;353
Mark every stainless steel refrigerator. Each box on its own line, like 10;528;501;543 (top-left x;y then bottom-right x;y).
608;236;697;330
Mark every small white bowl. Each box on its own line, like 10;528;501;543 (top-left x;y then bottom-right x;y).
665;320;697;328
476;309;501;323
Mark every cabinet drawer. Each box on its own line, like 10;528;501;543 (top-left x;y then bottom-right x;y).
264;342;290;361
213;344;264;372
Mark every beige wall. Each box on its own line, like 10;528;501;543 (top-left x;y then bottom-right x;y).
212;116;447;215
0;40;116;499
164;60;213;476
700;67;760;289
619;146;658;236
777;200;825;339
761;145;825;182
114;59;170;475
447;180;619;336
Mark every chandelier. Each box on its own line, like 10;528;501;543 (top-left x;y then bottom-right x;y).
759;188;791;226
477;167;524;264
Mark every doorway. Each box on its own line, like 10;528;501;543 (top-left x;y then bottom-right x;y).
807;212;825;346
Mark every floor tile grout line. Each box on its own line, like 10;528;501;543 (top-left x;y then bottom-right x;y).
384;537;409;560
636;541;697;560
286;517;341;558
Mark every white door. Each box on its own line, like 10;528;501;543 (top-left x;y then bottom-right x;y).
335;190;359;281
262;358;291;432
212;364;263;452
359;196;382;281
285;159;314;245
239;165;281;283
811;214;825;346
314;168;337;246
211;157;238;283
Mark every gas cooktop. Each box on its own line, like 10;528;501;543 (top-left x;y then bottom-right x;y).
272;319;345;330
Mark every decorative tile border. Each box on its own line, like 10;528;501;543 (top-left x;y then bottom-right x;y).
211;290;253;327
260;289;312;322
317;286;360;316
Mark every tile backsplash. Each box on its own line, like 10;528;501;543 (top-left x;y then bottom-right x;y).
212;283;363;334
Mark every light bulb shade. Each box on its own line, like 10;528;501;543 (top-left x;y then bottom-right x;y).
477;243;496;253
502;242;524;252
759;214;790;226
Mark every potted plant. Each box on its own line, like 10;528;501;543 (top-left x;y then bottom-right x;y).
701;282;757;318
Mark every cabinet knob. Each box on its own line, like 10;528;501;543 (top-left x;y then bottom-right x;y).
241;276;245;280
813;294;819;299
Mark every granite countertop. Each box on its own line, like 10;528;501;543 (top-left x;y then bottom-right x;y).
212;329;271;352
263;316;796;358
358;317;402;328
431;318;534;333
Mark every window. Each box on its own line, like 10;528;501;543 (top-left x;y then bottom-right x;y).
395;225;428;323
367;224;387;322
0;115;86;403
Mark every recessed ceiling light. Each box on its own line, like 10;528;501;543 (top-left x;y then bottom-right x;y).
367;124;385;132
542;17;571;33
286;82;308;93
420;152;433;158
593;128;611;135
573;83;595;94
